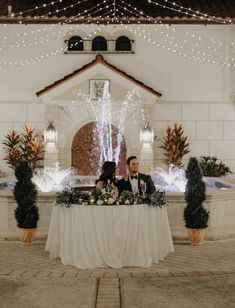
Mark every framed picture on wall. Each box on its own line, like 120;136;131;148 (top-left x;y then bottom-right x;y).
89;79;110;99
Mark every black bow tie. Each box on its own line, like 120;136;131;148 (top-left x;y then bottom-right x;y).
130;175;138;180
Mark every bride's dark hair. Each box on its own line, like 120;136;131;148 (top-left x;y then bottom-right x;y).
96;161;116;185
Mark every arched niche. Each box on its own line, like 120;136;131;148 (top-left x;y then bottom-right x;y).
71;121;126;175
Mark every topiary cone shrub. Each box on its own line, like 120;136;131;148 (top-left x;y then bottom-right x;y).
14;160;39;229
184;157;209;229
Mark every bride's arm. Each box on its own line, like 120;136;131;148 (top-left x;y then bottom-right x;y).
96;180;105;190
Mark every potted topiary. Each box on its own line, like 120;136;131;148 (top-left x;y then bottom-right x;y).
14;160;39;245
184;157;209;245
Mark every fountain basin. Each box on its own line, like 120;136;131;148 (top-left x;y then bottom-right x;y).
0;190;56;240
1;178;235;241
167;187;235;240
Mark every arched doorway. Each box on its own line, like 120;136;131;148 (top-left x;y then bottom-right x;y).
71;121;127;175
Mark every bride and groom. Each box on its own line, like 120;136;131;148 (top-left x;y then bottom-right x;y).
96;155;156;196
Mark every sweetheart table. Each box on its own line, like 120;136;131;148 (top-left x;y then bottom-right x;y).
45;204;174;269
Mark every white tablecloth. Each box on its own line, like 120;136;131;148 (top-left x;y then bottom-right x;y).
45;204;174;269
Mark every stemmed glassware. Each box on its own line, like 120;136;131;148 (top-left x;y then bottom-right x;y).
141;182;147;199
132;186;138;205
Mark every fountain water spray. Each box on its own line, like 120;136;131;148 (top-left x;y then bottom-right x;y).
153;164;187;192
32;162;73;192
74;83;142;173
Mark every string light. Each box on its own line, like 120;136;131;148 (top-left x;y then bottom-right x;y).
1;0;234;52
0;0;235;69
122;1;235;50
116;3;235;68
0;0;110;41
147;0;231;24
118;1;235;63
158;0;233;24
0;9;112;69
0;1;112;50
9;0;91;21
5;0;234;25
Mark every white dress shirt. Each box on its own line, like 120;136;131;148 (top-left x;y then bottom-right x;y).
129;173;139;194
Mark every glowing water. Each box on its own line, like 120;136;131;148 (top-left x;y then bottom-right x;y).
44;162;73;186
154;164;187;192
153;164;234;192
75;83;141;172
32;170;54;193
32;162;73;192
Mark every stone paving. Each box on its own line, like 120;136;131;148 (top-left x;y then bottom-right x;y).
1;238;235;307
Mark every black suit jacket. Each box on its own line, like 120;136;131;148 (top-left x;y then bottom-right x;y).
117;173;156;196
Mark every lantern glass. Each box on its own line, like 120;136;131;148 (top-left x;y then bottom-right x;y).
140;122;154;143
45;122;56;143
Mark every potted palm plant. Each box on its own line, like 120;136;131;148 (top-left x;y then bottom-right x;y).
184;157;209;245
160;123;190;168
3;124;44;171
14;160;39;245
199;156;232;177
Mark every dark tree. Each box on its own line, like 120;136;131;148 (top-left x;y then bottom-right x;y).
184;157;209;229
14;160;39;228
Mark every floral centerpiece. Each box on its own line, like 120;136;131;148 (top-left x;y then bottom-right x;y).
56;187;166;208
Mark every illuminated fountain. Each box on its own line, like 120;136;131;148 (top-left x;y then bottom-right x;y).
33;84;142;191
75;82;141;173
32;170;55;193
154;164;234;192
32;162;73;192
154;164;187;192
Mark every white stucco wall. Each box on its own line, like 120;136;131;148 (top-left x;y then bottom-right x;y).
0;23;235;176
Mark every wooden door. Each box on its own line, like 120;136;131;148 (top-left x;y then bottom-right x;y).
71;121;126;175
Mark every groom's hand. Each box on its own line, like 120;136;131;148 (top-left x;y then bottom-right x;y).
123;174;129;181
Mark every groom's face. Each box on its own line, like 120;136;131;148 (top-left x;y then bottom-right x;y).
128;158;139;174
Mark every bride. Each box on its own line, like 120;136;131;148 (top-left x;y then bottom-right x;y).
95;161;118;195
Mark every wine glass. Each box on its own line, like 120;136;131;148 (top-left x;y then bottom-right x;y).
141;182;147;198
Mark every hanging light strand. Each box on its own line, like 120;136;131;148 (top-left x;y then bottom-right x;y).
147;0;231;24
0;0;113;53
0;6;114;69
120;0;235;57
122;0;235;49
116;3;235;68
9;0;90;19
0;0;111;41
159;0;233;24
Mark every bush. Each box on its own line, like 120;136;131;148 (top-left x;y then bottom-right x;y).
199;156;232;177
184;157;209;229
160;123;190;167
14;160;39;229
3;124;44;170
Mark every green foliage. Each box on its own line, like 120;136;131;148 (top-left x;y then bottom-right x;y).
120;190;135;204
160;123;190;167
143;190;166;208
14;160;39;229
55;188;166;208
184;157;209;229
199;156;232;177
3;125;44;170
56;187;90;207
91;187;103;199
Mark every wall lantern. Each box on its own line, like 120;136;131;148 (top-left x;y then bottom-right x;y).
140;122;154;143
45;121;57;143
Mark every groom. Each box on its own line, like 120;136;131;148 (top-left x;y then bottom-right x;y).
117;156;156;196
